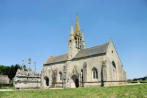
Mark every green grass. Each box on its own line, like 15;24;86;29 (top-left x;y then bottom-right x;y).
0;84;147;98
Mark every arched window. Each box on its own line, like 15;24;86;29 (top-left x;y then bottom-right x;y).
112;61;116;69
112;61;117;80
92;68;98;79
59;72;62;80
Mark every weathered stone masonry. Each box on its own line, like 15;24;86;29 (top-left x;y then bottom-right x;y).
41;16;127;88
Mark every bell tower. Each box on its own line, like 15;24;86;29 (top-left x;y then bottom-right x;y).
68;15;86;60
74;15;86;49
68;24;78;60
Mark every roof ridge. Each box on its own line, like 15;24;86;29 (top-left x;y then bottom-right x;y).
54;53;68;57
74;42;109;59
82;42;109;50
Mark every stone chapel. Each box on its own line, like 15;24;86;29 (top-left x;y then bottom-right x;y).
41;16;127;88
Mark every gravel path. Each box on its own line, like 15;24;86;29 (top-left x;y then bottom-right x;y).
0;89;15;92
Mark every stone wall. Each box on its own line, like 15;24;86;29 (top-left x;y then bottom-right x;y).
41;55;106;88
105;40;127;86
41;41;127;88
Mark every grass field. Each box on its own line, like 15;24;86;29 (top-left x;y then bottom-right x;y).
0;84;147;98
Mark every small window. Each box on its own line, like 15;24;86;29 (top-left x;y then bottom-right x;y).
92;68;98;79
81;69;83;72
112;61;116;68
112;50;113;53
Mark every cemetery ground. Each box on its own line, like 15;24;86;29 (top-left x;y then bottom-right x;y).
0;84;147;98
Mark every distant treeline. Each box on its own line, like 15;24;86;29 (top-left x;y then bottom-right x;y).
128;76;147;82
0;64;27;80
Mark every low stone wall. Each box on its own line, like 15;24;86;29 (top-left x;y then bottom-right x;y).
104;81;127;86
44;81;127;88
82;81;101;87
14;82;41;89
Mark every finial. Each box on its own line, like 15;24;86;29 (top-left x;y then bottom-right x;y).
81;32;86;48
34;62;36;73
110;38;113;43
75;14;80;32
22;60;24;71
28;58;32;71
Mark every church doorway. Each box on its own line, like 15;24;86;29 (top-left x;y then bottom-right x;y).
44;77;49;86
72;75;79;88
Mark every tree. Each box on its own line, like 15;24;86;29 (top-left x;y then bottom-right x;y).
0;64;21;80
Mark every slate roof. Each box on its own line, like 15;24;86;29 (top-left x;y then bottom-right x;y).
44;42;109;65
44;54;68;65
74;42;109;59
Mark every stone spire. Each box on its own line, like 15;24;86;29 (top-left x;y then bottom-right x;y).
75;15;80;32
70;24;74;40
74;15;86;49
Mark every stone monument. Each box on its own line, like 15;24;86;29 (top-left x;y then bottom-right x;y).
14;59;41;89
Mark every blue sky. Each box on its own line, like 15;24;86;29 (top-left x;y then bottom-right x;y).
0;0;147;79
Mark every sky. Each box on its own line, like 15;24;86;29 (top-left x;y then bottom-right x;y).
0;0;147;79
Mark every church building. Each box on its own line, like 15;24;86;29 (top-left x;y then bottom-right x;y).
41;16;127;88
